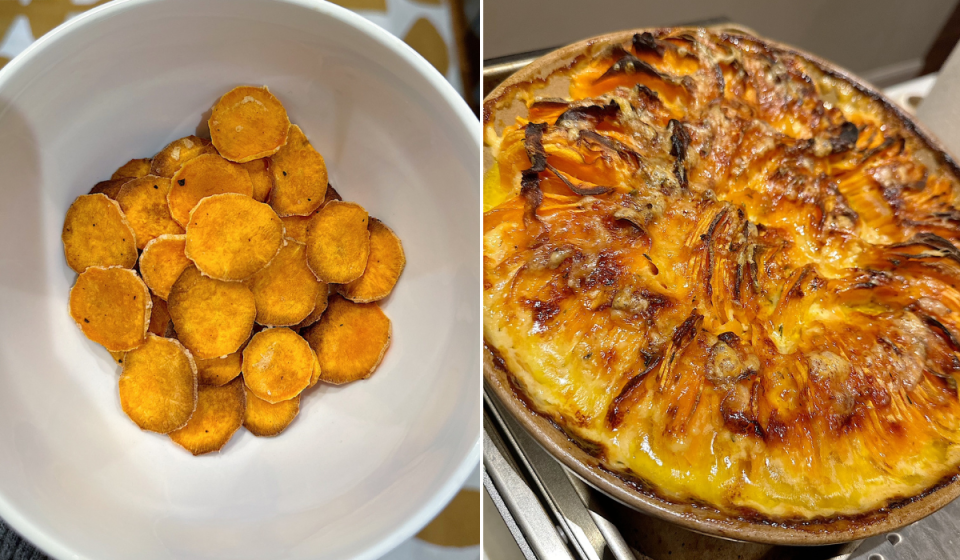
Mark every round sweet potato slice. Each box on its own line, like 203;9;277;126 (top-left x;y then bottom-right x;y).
268;125;327;217
89;179;126;199
148;294;171;336
70;266;151;352
111;158;152;180
243;385;300;437
119;334;198;434
116;175;184;249
295;282;330;330
209;86;290;163
246;240;321;326
140;234;191;300
167;265;256;359
242;327;315;403
339;218;405;303
305;201;370;283
242;158;273;202
185;193;284;281
151;136;217;178
302;296;390;385
62;194;138;273
169;377;245;455
196;350;242;386
168;153;254;227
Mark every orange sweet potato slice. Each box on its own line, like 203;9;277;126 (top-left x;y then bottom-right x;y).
62;194;138;273
242;158;273;202
151;136;217;178
243;385;300;437
305;201;370;283
116;175;184;249
89;179;126;199
111;158;152;180
268;125;327;216
339;218;405;303
70;266;152;352
242;327;316;403
119;334;198;434
140;234;191;300
280;214;310;243
167;265;256;359
302;296;390;384
209;86;290;163
246;240;321;326
169;377;245;455
167;153;254;227
148;294;171;336
185;193;284;281
195;350;243;386
295;282;329;330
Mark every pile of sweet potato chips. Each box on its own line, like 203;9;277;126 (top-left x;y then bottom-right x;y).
63;86;404;455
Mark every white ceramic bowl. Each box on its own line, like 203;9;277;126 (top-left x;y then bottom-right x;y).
0;1;481;558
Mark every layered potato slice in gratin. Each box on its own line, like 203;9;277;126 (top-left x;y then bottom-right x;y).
483;29;960;521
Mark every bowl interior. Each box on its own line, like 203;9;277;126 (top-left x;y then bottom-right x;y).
0;1;481;559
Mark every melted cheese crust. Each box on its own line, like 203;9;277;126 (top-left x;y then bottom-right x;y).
483;30;960;521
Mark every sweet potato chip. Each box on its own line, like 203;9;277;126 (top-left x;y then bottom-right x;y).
305;201;370;283
151;136;216;178
119;334;198;434
169;377;245;455
295;282;329;330
167;265;256;359
279;215;310;243
140;234;191;300
185;193;284;281
167;153;254;227
116;175;184;249
339;218;405;303
242;158;273;202
148;294;171;336
89;179;126;199
111;158;152;180
62;194;138;273
308;357;321;388
243;386;300;437
268;125;327;216
246;240;321;326
242;327;316;403
303;296;390;385
70;266;151;352
209;86;290;163
195;350;243;386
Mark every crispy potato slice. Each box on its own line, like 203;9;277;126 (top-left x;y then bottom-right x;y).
89;179;126;199
268;125;327;217
151;136;216;178
70;267;151;352
167;266;256;359
116;175;184;249
242;327;316;403
111;158;152;180
243;385;300;437
168;153;254;227
148;294;171;336
196;350;242;386
185;194;284;281
303;296;390;384
242;158;273;202
305;201;370;283
140;234;191;300
209;86;289;163
295;282;330;330
62;194;138;273
246;240;321;326
339;218;405;303
119;334;198;433
308;355;321;388
169;377;245;455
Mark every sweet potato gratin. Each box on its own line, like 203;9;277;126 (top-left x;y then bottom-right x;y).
483;29;960;521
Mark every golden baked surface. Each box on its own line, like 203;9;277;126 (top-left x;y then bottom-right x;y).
483;29;960;521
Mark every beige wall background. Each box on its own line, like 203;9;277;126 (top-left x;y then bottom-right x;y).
484;0;957;86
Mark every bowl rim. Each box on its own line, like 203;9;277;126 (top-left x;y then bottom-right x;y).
0;1;481;559
482;26;960;546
